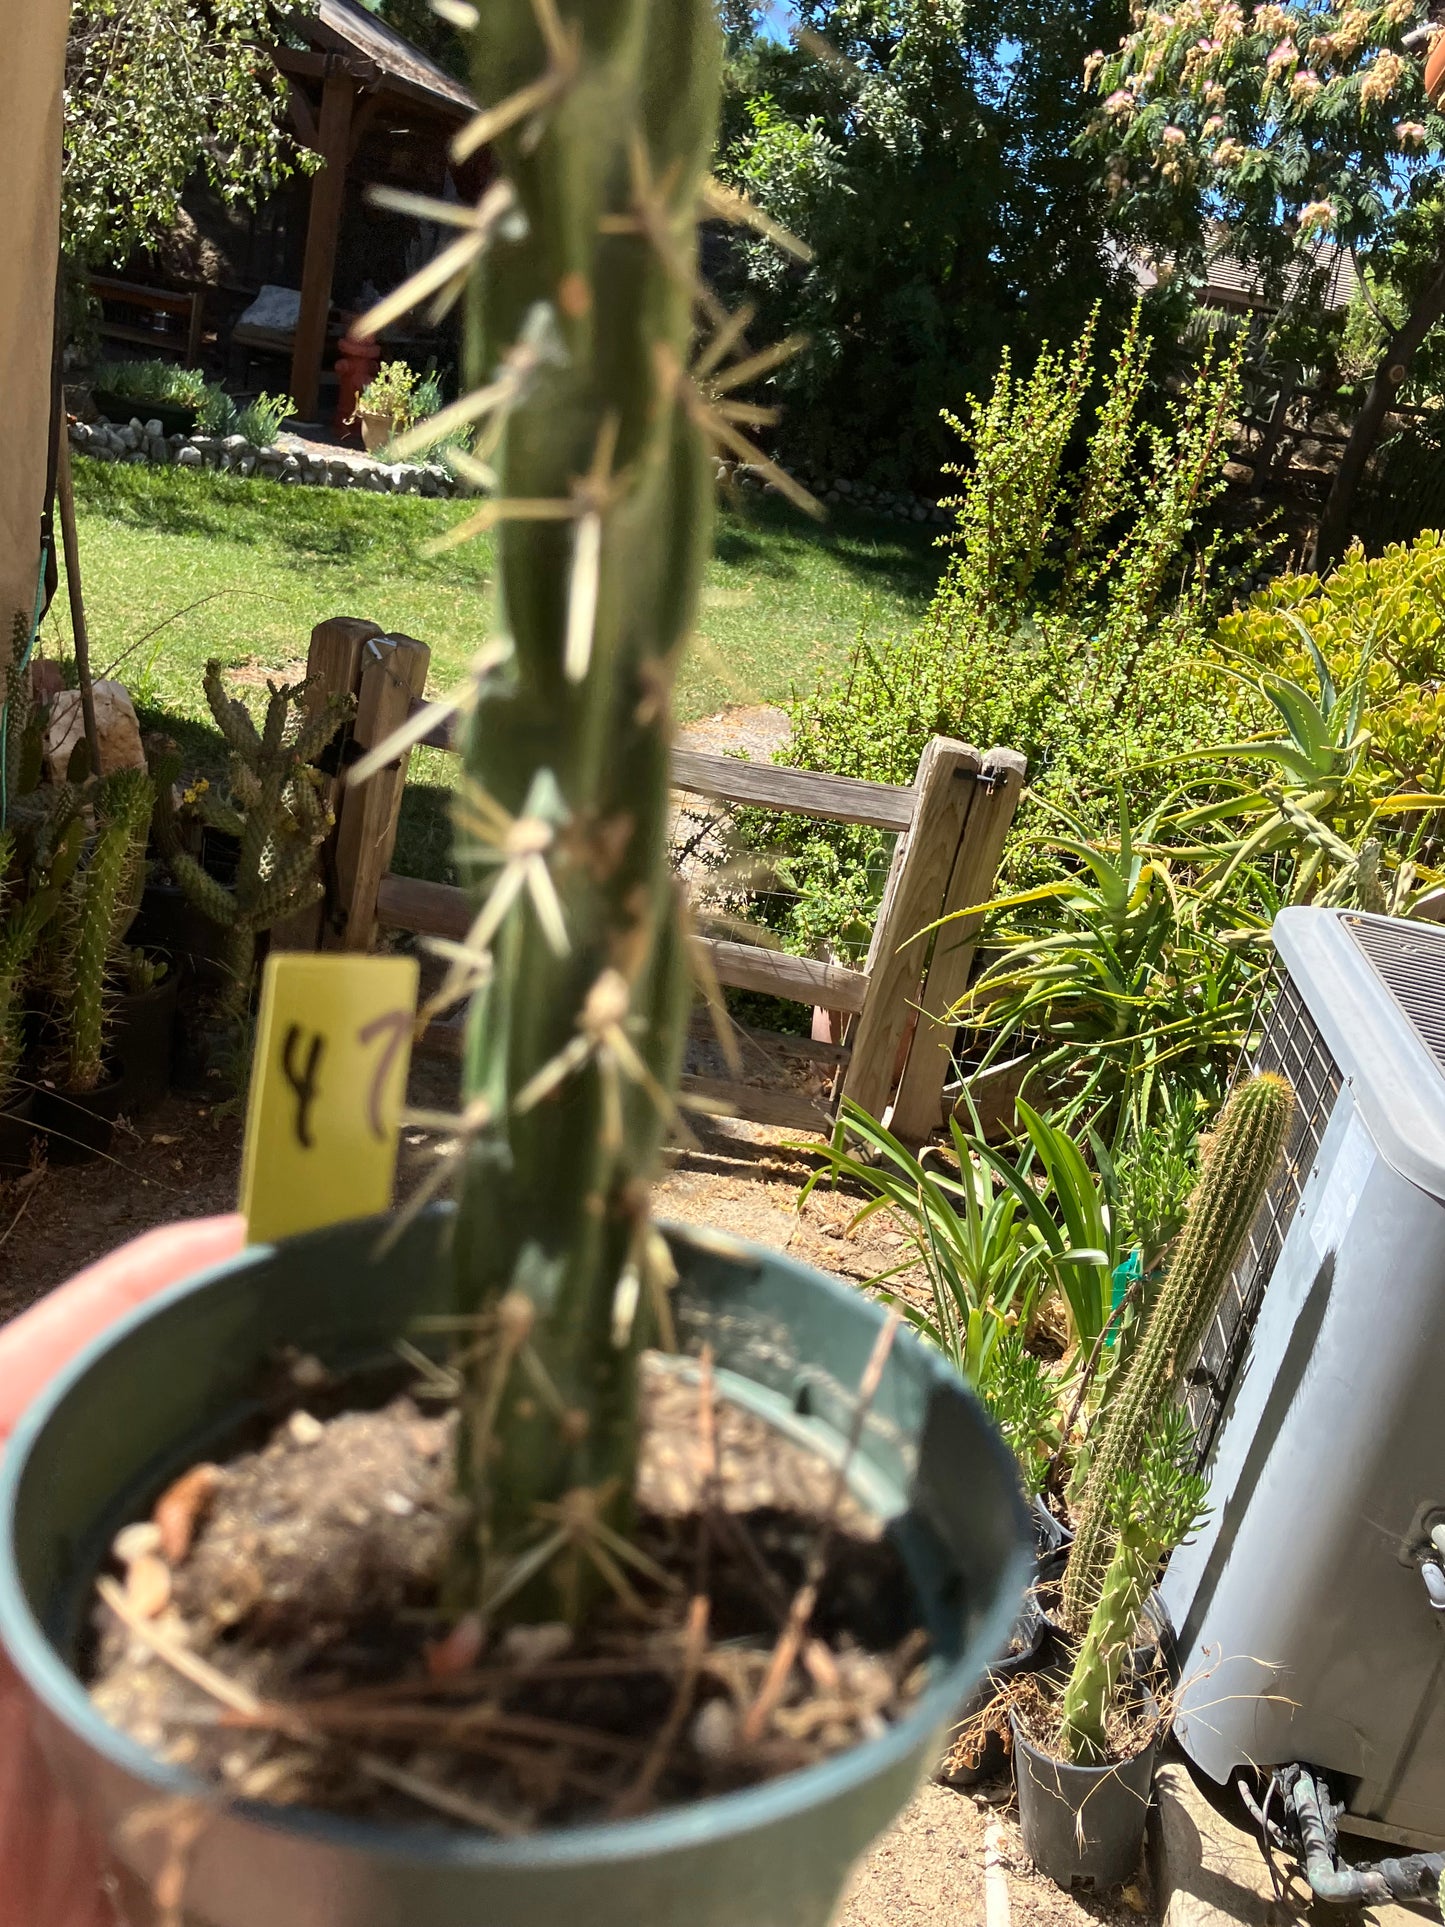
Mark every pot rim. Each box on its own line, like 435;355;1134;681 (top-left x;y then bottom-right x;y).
1009;1703;1160;1781
0;1222;1031;1872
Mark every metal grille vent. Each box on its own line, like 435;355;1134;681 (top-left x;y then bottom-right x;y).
1344;915;1445;1079
1185;969;1342;1462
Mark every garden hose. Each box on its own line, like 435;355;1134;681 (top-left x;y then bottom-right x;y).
1277;1765;1445;1907
0;533;51;830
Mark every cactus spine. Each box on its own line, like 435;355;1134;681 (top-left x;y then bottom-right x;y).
57;768;154;1093
1062;1073;1295;1634
152;664;350;1020
426;0;721;1619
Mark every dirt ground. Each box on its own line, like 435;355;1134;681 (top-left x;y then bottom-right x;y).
839;1780;1148;1927
0;1074;910;1323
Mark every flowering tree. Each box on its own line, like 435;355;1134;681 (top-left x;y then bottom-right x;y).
64;0;313;267
1081;1;1445;564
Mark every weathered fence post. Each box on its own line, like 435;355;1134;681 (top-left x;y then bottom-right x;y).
270;615;380;952
327;632;430;951
841;738;982;1122
888;745;1027;1143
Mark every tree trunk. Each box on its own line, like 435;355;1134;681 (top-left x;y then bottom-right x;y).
1312;250;1445;571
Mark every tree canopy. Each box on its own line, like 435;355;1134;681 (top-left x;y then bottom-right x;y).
1079;1;1445;559
64;0;313;267
718;0;1132;487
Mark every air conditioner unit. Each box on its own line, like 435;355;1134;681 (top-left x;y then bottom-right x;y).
1162;907;1445;1853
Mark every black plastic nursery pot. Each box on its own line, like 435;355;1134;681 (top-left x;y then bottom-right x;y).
1012;1710;1159;1891
31;1071;127;1164
0;1088;37;1173
939;1596;1046;1788
0;1207;1032;1927
112;972;180;1113
92;391;198;437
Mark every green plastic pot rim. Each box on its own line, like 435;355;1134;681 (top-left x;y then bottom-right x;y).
0;1218;1029;1872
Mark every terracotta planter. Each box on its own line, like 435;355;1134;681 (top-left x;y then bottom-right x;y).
357;409;397;454
0;1209;1032;1927
1426;36;1445;107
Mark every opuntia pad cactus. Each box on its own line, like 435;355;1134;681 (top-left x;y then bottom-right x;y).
443;0;722;1619
1062;1072;1295;1633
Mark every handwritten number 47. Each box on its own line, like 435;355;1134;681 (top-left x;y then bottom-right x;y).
280;1010;411;1150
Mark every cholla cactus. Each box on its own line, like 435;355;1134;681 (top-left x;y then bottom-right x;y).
361;0;728;1620
1058;1409;1207;1765
153;663;351;1021
54;769;154;1093
1062;1072;1295;1632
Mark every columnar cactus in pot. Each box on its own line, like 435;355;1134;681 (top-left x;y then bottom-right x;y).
52;767;154;1094
439;0;723;1618
1062;1071;1296;1633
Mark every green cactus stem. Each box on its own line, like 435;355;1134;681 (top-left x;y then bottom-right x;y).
1057;1412;1207;1765
1062;1073;1295;1635
421;0;723;1622
58;768;154;1094
151;667;350;1022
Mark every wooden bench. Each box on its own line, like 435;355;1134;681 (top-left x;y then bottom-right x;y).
87;275;206;367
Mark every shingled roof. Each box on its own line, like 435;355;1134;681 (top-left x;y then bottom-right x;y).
307;0;476;118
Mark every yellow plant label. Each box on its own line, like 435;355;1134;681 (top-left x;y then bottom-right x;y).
239;953;420;1245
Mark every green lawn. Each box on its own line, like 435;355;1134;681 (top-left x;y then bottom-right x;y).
55;459;940;879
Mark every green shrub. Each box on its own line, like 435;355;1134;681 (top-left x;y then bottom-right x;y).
92;358;207;407
91;357;235;431
749;310;1256;958
1216;532;1445;847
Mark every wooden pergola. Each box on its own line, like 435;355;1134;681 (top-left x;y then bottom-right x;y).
272;0;476;420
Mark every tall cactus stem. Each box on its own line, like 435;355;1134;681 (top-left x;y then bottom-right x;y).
443;0;722;1620
1062;1073;1295;1633
1057;1519;1157;1766
61;770;154;1093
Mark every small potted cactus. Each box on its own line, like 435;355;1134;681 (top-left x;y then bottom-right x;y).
1011;1074;1295;1890
32;767;154;1161
0;6;1028;1925
149;664;351;1080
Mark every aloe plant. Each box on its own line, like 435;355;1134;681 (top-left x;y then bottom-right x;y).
376;0;726;1622
151;664;350;1022
1062;1072;1295;1633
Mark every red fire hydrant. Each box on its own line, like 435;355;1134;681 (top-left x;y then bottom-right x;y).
333;330;382;441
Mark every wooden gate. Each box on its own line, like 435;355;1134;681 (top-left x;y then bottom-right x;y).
291;618;1025;1140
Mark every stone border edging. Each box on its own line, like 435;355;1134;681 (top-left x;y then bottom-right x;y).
68;416;458;496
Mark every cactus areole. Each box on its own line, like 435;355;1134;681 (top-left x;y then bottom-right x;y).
446;0;722;1619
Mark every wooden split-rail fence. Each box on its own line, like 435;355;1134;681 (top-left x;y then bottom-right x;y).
286;618;1026;1142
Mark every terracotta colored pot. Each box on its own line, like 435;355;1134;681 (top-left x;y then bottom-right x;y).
357;409;396;454
1426;36;1445;107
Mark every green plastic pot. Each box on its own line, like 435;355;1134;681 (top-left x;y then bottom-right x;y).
0;1208;1030;1927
